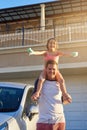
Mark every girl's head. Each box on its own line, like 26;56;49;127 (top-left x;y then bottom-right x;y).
46;38;58;52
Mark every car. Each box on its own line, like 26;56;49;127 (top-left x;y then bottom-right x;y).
0;82;38;130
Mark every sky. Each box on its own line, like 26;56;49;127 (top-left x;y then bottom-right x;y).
0;0;56;9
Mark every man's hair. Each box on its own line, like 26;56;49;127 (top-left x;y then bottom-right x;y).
45;60;58;68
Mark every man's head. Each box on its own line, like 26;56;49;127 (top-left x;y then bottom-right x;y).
45;60;58;81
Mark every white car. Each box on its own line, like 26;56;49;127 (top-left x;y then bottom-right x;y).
0;82;38;130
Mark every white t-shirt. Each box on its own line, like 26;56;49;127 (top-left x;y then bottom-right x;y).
38;80;65;124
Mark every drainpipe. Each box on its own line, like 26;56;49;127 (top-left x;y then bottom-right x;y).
40;4;45;30
22;27;24;46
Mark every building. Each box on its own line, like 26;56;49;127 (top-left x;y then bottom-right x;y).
0;0;87;130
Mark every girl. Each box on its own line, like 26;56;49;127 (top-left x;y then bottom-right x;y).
27;38;78;104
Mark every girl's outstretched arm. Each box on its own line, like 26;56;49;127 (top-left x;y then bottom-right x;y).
27;48;46;56
56;50;78;57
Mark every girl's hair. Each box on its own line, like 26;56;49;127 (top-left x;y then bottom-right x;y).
46;38;59;50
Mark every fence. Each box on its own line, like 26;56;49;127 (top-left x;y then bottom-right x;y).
0;24;87;48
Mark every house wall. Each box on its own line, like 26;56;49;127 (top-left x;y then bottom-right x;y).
0;42;86;68
64;74;87;130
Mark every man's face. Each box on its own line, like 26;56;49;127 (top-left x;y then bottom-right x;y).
46;63;57;80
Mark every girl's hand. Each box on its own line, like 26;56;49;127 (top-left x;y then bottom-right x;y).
27;48;34;55
71;52;78;57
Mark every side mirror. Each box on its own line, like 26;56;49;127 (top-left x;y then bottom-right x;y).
28;105;38;121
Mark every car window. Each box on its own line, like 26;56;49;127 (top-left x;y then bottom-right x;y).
0;87;24;112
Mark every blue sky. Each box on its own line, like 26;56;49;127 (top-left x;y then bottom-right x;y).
0;0;56;9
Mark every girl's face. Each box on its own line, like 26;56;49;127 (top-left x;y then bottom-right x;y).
47;39;57;52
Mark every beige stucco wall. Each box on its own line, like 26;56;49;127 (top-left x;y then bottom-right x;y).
0;41;87;81
0;42;86;68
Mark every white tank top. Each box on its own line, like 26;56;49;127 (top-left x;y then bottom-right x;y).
38;80;65;123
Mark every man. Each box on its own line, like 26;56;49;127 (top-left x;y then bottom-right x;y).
36;60;66;130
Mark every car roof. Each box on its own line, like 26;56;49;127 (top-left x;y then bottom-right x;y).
0;82;27;89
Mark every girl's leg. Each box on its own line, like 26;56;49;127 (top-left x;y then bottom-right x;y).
56;71;72;104
31;71;45;101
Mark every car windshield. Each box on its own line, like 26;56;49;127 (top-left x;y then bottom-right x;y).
0;87;24;112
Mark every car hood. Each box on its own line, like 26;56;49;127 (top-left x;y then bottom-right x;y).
0;113;16;125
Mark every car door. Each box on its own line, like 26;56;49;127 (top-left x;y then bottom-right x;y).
21;87;38;130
